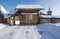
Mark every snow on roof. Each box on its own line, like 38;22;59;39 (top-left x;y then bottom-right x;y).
16;5;43;9
40;15;54;18
40;15;60;18
21;13;38;15
3;14;11;18
0;5;8;14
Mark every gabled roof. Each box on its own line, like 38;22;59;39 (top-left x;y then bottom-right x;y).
0;5;8;14
16;5;44;9
40;15;60;18
0;5;8;17
40;12;46;15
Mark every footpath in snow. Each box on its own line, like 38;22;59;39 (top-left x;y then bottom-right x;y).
0;26;41;39
0;23;60;39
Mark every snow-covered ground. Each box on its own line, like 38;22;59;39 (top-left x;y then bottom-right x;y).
0;23;60;39
37;23;60;39
0;25;41;39
0;23;6;29
52;22;60;26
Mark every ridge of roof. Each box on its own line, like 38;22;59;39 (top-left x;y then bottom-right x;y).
16;4;44;9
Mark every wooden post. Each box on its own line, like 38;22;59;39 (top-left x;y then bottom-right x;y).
10;16;15;25
13;16;15;25
39;17;43;24
51;17;56;23
37;13;40;24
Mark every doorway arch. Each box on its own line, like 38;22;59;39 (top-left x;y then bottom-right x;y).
15;16;20;25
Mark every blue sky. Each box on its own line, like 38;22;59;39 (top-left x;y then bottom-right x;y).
0;0;60;15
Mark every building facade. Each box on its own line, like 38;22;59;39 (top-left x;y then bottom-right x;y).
7;5;43;25
5;5;60;25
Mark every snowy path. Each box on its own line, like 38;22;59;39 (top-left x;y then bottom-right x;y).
0;26;41;39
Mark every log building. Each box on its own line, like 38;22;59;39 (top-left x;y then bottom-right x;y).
4;5;60;25
8;5;43;25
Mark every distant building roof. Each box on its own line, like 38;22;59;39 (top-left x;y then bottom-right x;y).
40;15;54;18
16;5;44;9
40;15;60;18
40;12;46;15
3;14;11;18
